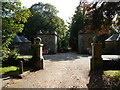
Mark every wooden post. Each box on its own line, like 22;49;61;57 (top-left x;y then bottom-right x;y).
19;60;23;74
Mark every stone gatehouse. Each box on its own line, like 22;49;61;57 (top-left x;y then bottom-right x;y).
37;30;57;54
78;32;96;54
9;35;31;55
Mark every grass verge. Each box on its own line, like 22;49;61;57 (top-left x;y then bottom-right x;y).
104;70;120;80
0;66;31;76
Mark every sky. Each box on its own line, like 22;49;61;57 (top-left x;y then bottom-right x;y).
20;0;80;23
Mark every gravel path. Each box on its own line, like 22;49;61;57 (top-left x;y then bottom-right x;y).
4;53;91;88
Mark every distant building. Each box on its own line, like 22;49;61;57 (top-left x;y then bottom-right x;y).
37;30;57;54
9;35;31;55
104;34;120;55
78;31;96;54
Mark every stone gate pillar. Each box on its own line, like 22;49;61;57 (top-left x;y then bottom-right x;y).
33;37;44;69
91;37;103;70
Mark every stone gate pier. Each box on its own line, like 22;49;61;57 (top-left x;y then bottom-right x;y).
32;37;44;69
90;37;103;70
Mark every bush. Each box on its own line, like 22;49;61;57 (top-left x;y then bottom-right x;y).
3;50;20;66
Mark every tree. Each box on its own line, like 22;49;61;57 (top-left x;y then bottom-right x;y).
69;2;88;51
22;2;67;51
2;1;31;57
87;1;120;34
30;2;58;17
69;1;120;51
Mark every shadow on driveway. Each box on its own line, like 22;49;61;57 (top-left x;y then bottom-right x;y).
43;52;91;61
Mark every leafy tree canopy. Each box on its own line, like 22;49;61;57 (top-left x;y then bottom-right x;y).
22;2;67;51
87;1;120;34
69;1;120;51
69;2;88;51
30;2;58;17
2;1;32;57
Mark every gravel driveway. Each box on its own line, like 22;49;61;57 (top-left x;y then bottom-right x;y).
4;53;91;88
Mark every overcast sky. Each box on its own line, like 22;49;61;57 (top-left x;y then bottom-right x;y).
20;0;81;23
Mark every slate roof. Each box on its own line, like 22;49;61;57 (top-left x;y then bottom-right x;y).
117;34;120;41
105;34;120;41
12;36;31;42
19;36;31;42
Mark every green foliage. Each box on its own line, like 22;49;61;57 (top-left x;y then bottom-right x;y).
8;50;19;60
0;66;18;74
114;72;120;81
30;2;58;16
22;2;68;51
23;2;58;41
69;1;120;51
3;50;20;66
0;66;31;76
58;31;70;52
2;1;31;57
88;2;120;32
104;70;120;81
69;4;88;51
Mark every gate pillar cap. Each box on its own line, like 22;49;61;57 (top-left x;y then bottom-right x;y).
34;37;42;44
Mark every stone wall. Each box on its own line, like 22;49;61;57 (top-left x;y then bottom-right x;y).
78;33;96;54
9;42;31;55
104;34;120;55
9;36;31;55
19;42;31;54
104;41;120;54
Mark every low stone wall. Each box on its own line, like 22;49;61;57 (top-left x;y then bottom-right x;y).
103;59;120;70
104;41;120;55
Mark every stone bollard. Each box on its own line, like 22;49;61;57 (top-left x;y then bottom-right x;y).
19;60;23;74
90;37;103;70
33;37;44;69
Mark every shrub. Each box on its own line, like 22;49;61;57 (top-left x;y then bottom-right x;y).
3;50;20;66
